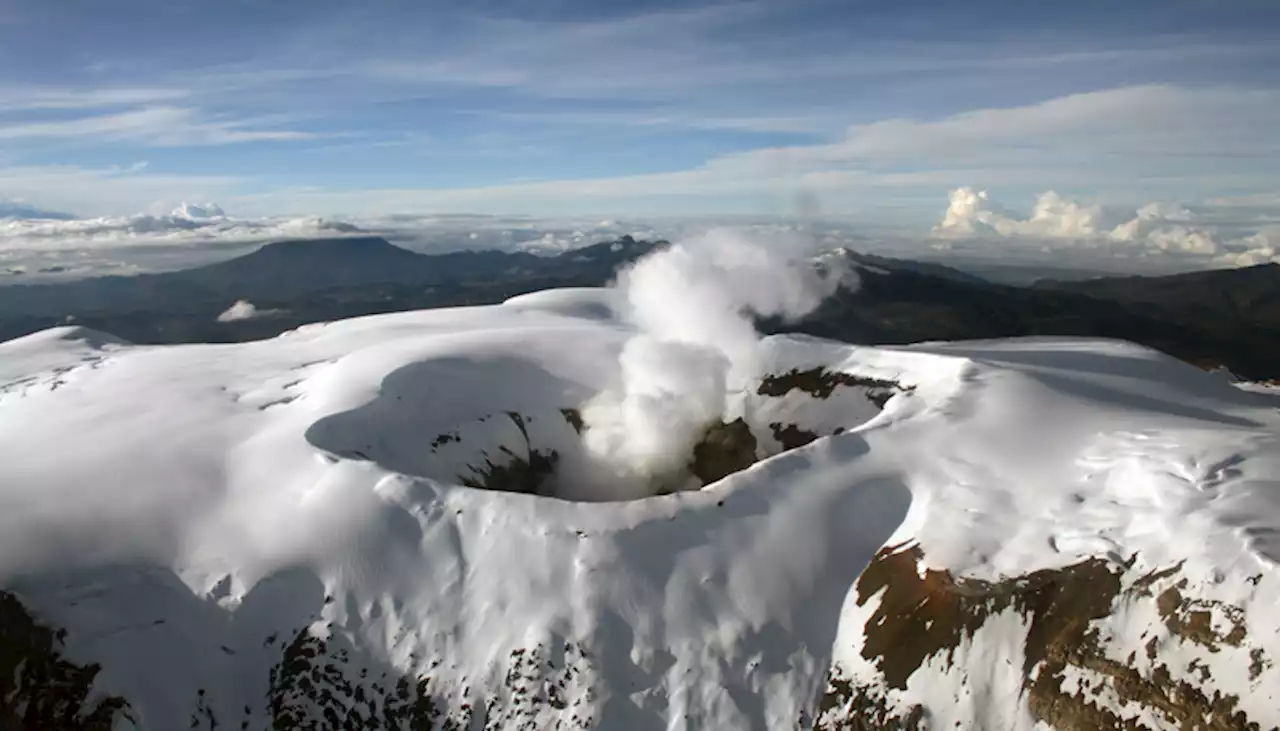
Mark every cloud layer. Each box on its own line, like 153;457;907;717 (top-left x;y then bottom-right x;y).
933;187;1280;268
2;186;1278;286
0;204;691;280
0;81;1276;222
0;204;360;250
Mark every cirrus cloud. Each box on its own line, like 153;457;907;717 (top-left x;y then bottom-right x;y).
0;106;317;146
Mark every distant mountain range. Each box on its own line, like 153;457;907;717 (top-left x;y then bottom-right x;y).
785;258;1280;380
0;200;75;220
0;235;658;336
1;235;1278;379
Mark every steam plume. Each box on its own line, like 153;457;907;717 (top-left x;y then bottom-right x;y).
580;227;851;491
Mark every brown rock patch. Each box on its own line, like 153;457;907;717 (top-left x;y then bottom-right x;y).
815;544;1271;730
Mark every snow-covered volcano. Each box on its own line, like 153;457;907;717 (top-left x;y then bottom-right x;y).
1;287;1279;730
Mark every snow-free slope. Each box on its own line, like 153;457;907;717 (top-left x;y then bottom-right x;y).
1;289;1278;730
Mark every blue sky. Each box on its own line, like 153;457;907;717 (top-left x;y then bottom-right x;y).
0;0;1278;222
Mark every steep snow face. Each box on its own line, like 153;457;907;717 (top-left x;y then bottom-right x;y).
1;290;1279;730
814;339;1280;729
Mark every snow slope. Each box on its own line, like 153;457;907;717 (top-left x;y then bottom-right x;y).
1;289;1278;729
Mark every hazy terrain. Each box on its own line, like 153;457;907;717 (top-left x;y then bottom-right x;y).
3;234;1277;380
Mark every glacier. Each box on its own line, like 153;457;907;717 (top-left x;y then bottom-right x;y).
1;288;1278;729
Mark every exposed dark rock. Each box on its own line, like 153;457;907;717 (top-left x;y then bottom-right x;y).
782;260;1280;382
455;412;560;496
430;431;460;450
770;422;821;451
0;591;132;730
559;409;584;435
815;673;925;731
757;368;908;406
265;626;596;730
689;418;758;486
459;449;559;496
1155;580;1247;652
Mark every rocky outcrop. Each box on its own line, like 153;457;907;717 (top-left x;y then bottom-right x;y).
689;418;759;486
0;591;132;730
265;625;597;731
816;544;1274;730
757;368;909;407
454;413;560;497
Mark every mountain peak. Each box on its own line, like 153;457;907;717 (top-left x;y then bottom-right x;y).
251;236;406;258
171;202;225;220
0;199;76;221
176;236;433;299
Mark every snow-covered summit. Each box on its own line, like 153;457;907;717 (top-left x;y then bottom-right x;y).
172;202;226;220
0;287;1278;729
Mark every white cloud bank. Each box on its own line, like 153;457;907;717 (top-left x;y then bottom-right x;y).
0;203;701;281
1;188;1276;286
934;188;1102;239
0;202;361;250
933;187;1280;267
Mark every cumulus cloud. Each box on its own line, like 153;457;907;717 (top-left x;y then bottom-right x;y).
1109;202;1193;241
1217;228;1280;267
932;187;993;236
934;188;1102;238
1140;227;1221;256
932;187;1280;267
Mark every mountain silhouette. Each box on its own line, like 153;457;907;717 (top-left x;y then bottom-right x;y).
179;236;533;298
2;236;1280;380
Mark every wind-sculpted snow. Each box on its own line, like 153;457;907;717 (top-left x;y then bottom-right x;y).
0;290;1279;729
